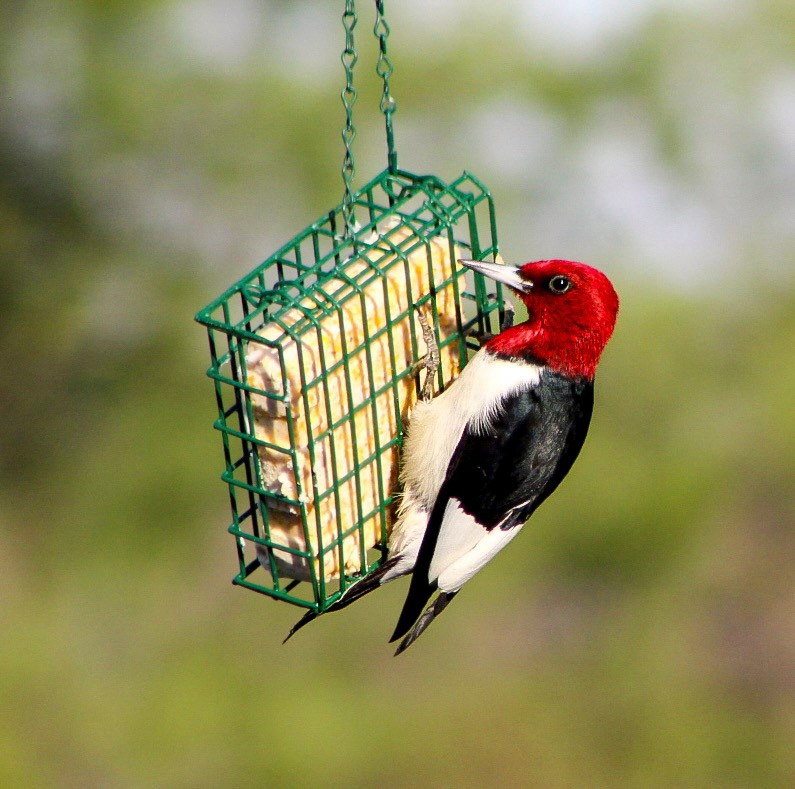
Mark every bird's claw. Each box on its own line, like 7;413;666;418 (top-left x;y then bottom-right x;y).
412;306;440;402
467;302;516;345
500;302;516;332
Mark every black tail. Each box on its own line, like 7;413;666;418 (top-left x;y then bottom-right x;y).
389;567;435;645
283;555;402;643
393;591;458;655
282;609;318;643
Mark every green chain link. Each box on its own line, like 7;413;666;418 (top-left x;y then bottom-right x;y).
341;0;358;239
374;0;398;173
340;0;399;238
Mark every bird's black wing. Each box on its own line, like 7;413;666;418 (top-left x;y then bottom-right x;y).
453;372;594;530
391;372;594;645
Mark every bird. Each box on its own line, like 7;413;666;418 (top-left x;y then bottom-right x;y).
388;258;619;653
285;258;619;654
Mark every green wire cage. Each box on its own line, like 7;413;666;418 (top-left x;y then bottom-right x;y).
196;168;507;612
195;1;508;614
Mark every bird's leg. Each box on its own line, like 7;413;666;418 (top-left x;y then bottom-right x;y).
411;306;440;402
499;301;516;332
468;300;515;345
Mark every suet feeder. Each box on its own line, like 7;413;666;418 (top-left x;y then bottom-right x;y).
195;1;507;613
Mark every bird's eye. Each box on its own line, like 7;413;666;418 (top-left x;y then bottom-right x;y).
548;275;573;294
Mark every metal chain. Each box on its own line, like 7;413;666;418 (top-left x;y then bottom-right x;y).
374;0;397;173
341;0;358;239
340;0;399;238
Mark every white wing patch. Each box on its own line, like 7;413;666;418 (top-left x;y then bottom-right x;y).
427;497;527;593
436;524;524;593
427;498;485;583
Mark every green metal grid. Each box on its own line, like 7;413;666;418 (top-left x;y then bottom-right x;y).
196;167;507;612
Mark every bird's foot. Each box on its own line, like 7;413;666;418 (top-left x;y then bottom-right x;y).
468;301;515;345
499;302;516;332
411;306;440;402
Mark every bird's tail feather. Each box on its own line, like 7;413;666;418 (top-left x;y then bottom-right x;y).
389;576;435;644
282;609;317;643
393;591;458;655
328;555;401;612
283;555;402;643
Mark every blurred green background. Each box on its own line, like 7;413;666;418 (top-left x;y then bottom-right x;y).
2;0;794;785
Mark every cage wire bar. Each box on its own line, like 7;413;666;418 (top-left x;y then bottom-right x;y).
196;168;507;612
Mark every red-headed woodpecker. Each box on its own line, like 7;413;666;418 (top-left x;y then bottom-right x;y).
388;258;619;653
285;259;619;654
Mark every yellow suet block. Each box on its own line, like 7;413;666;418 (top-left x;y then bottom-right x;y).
245;221;462;583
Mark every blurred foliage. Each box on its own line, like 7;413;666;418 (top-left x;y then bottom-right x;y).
1;0;794;786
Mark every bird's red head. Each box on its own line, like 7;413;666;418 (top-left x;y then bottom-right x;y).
459;259;619;380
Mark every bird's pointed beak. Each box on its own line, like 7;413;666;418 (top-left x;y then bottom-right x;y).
458;259;532;293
